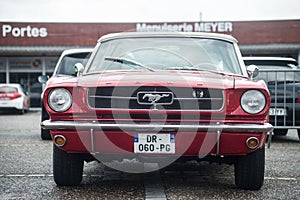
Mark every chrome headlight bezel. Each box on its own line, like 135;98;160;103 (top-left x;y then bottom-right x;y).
48;88;72;112
240;90;266;114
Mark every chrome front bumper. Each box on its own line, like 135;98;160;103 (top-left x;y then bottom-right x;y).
41;120;273;133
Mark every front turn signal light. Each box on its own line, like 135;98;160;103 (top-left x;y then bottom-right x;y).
246;137;259;149
54;135;66;147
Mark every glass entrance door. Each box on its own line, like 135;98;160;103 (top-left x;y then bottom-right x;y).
9;72;43;107
6;57;57;108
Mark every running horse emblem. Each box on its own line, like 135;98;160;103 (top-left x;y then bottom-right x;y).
142;93;170;104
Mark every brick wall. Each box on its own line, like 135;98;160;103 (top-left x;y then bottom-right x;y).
0;20;299;46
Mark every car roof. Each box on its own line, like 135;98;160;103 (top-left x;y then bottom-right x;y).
0;83;22;88
98;32;238;43
243;56;299;68
0;83;23;91
243;56;298;63
60;48;94;56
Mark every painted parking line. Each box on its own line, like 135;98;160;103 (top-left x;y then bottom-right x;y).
265;176;297;181
1;174;53;177
144;172;167;200
1;173;298;181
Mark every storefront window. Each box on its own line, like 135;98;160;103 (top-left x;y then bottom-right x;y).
0;56;58;107
0;59;5;83
45;58;57;73
9;58;42;72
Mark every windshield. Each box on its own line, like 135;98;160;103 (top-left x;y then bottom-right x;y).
56;52;91;76
0;86;18;94
87;37;242;75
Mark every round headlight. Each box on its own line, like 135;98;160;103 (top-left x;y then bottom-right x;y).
48;88;72;112
241;90;266;114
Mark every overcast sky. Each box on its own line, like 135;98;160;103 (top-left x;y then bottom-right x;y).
0;0;299;23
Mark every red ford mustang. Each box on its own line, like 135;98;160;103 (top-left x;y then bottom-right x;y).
41;32;273;189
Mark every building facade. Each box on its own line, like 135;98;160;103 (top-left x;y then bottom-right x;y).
1;20;300;106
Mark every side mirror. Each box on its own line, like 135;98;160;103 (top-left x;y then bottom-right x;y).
247;64;259;80
38;75;49;83
74;63;85;76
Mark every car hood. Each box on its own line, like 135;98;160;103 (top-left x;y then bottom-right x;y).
77;71;241;89
46;75;78;86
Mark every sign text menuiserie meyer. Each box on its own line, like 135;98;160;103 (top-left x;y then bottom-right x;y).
136;22;233;33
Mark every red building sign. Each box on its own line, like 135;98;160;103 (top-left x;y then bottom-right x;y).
1;20;300;46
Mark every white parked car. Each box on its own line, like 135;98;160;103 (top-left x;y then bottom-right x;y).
0;83;30;114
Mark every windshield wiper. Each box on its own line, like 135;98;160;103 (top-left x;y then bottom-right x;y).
166;66;228;75
166;66;201;71
104;56;155;72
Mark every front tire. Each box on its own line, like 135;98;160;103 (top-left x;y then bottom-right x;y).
17;108;25;115
41;104;51;140
41;129;51;140
234;146;265;190
273;129;288;136
53;145;84;186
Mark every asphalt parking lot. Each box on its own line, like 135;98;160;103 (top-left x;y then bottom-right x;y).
0;111;299;199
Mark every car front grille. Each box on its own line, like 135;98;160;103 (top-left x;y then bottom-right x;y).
87;86;224;111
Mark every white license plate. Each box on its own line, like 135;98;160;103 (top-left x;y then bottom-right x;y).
134;134;175;154
269;108;287;116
